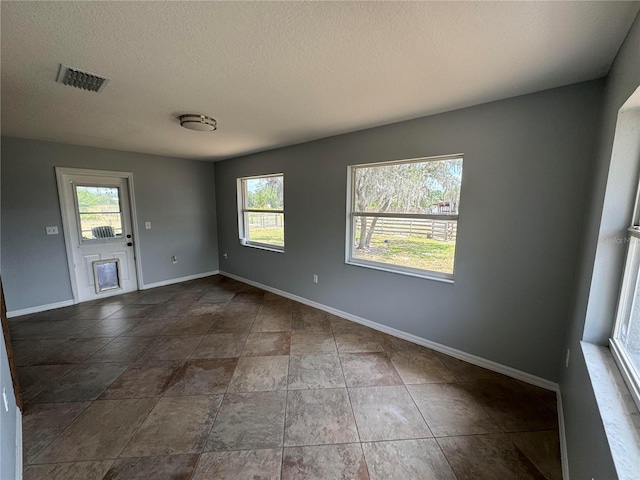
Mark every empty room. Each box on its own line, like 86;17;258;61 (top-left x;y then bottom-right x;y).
1;2;639;479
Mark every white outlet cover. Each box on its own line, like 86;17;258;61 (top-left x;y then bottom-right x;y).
46;226;58;235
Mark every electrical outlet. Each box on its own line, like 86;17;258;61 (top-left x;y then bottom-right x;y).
145;221;151;230
45;226;58;235
565;348;571;368
313;274;318;284
171;255;177;264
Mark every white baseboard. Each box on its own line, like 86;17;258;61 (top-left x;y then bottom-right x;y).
556;390;570;479
142;270;220;290
220;270;559;392
6;299;75;318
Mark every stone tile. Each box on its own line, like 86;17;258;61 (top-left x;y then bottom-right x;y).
33;398;157;463
75;317;139;337
22;402;90;463
100;360;182;399
137;335;202;362
378;333;425;354
194;449;282;480
13;338;113;366
408;383;500;437
31;362;129;403
206;392;287;451
285;388;359;446
207;315;254;333
290;332;337;354
465;377;558;432
227;355;289;392
388;349;456;384
163;316;216;335
335;333;384;353
363;439;456;480
106;304;157;319
71;305;125;320
103;454;199;480
85;336;156;364
145;301;196;318
329;316;375;336
435;353;510;383
122;395;222;456
230;291;264;305
191;333;248;358
257;302;292;316
282;444;369;480
223;302;260;317
134;292;173;305
164;358;238;396
242;332;291;356
292;312;332;333
288;354;345;390
252;314;292;332
184;302;227;318
24;461;114;480
349;386;431;442
340;353;403;387
121;317;178;336
17;365;77;402
11;318;101;340
437;434;546;480
510;430;562;480
198;291;235;303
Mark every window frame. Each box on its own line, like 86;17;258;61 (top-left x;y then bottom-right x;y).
72;182;125;245
237;173;285;253
610;182;640;412
345;154;463;282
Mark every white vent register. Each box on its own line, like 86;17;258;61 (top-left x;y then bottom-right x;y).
56;64;110;93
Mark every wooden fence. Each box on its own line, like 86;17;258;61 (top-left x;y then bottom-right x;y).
356;217;457;241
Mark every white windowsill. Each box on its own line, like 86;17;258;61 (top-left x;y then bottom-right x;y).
345;259;454;284
581;342;640;480
239;240;284;254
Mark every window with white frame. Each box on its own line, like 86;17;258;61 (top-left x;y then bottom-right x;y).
237;173;284;251
346;155;463;280
611;188;640;411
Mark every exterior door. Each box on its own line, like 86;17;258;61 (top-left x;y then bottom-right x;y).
57;170;139;303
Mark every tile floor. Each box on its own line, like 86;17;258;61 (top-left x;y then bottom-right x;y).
9;275;562;480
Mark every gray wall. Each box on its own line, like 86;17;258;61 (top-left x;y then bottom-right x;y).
560;12;640;480
215;80;604;382
0;328;19;480
1;137;219;312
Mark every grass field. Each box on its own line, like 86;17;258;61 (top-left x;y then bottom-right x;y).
353;234;455;274
249;226;455;273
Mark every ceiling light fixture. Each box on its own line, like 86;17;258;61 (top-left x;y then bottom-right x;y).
178;114;217;132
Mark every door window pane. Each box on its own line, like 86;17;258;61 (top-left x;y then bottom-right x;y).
75;185;123;241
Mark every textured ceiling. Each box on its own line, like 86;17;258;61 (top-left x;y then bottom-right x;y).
1;1;638;161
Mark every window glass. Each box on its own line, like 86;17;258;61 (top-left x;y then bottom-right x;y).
75;185;123;241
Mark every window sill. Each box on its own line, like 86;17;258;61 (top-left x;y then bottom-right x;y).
581;342;640;480
345;259;454;284
239;241;284;254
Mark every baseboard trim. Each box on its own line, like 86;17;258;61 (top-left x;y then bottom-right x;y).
556;390;570;479
142;270;220;290
6;300;75;318
220;270;559;392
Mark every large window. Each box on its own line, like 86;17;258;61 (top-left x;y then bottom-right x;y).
237;173;284;251
74;185;123;242
346;155;463;281
611;199;640;411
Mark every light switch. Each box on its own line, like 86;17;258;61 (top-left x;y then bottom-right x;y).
46;226;59;235
145;222;151;230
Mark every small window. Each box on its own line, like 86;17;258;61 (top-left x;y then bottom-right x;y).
74;185;124;243
237;173;284;251
346;155;463;281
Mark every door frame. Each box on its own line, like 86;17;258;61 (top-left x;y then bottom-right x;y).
55;167;145;303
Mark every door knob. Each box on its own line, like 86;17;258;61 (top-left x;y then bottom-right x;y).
126;234;132;239
127;242;133;247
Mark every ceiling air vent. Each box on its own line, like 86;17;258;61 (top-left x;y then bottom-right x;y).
56;64;110;93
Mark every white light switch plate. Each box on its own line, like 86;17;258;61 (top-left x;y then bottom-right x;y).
46;226;58;235
145;222;151;230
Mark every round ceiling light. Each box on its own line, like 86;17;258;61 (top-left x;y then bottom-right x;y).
178;114;217;132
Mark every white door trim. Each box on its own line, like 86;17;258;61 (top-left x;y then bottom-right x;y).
55;167;144;303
